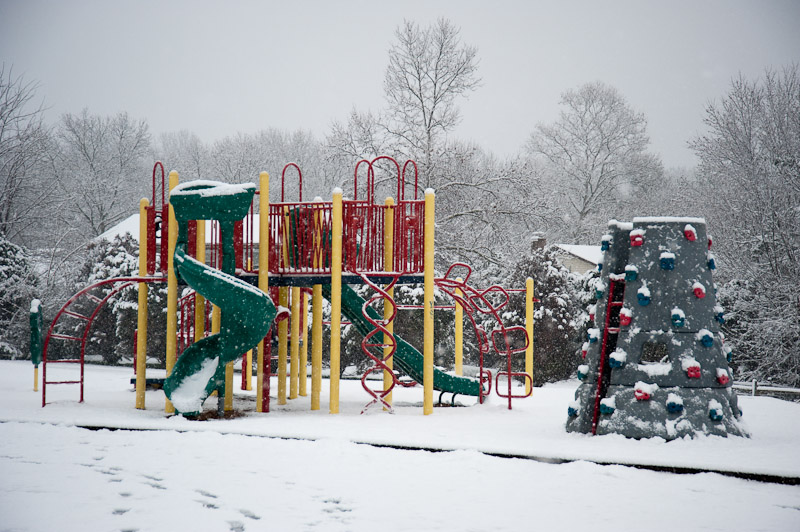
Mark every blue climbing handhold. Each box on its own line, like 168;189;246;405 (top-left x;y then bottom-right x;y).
667;401;683;413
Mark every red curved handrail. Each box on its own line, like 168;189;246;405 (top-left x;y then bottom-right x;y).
353;156;407;205
281;163;303;202
152;162;165;209
353;159;371;202
401;160;418;200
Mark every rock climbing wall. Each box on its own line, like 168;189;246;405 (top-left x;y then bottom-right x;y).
566;217;747;439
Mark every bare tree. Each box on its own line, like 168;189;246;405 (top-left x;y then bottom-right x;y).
383;18;480;186
51;109;151;238
0;65;52;246
528;81;663;243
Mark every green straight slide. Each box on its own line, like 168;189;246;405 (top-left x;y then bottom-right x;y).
323;284;481;397
163;181;276;416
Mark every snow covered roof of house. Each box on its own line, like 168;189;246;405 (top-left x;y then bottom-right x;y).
95;213;263;244
96;213;141;242
555;244;602;265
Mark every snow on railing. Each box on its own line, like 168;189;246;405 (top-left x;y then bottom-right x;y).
733;381;800;397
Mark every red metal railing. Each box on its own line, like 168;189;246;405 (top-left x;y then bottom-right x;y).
177;290;212;356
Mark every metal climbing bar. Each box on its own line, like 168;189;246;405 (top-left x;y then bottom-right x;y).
356;272;404;413
42;276;166;406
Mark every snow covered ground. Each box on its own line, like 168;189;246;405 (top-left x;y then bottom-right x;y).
1;360;799;531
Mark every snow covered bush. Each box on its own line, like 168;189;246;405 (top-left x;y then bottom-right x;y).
71;233;167;366
0;235;38;358
503;244;589;385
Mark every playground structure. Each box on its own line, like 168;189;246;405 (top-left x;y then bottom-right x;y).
40;158;537;416
567;218;746;439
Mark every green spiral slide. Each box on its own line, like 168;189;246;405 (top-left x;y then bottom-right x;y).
163;181;276;416
323;284;482;397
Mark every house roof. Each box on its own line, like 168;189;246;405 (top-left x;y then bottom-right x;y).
555;244;602;265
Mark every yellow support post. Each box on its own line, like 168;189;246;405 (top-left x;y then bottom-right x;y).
383;197;395;408
33;366;38;392
194;220;206;342
526;277;534;396
165;171;179;414
311;284;322;410
455;278;463;377
330;189;343;414
290;286;300;399
256;172;269;412
136;198;149;409
423;189;435;415
278;286;289;405
244;349;253;391
300;290;309;397
209;305;232;411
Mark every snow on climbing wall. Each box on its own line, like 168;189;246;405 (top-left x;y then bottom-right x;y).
566;218;747;440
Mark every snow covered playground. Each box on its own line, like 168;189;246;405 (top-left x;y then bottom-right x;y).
6;159;800;531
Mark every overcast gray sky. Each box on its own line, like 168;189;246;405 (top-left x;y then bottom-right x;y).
2;0;799;168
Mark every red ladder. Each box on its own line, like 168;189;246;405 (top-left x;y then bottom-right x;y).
42;276;166;406
590;277;626;434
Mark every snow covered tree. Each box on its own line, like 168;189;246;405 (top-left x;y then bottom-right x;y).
208;128;331;200
0;234;38;358
51;109;151;239
383;18;480;184
0;64;53;247
691;65;800;387
72;234;138;364
326;20;551;280
152;130;211;182
527;81;663;244
72;233;167;366
503;244;590;385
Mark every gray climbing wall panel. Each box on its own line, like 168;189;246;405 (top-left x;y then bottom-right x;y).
566;217;747;439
